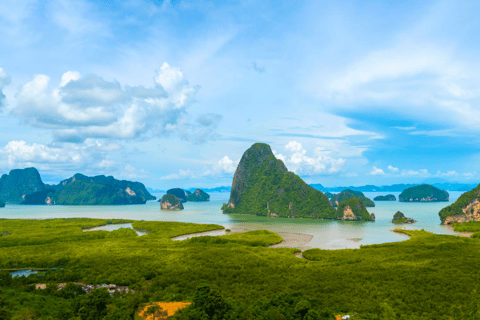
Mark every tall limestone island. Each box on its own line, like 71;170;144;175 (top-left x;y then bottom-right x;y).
160;194;184;210
336;198;375;221
439;184;480;224
0;168;46;203
221;143;335;219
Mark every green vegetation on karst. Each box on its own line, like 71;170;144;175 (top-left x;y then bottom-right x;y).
222;143;335;219
336;198;374;221
186;189;210;202
391;211;416;224
373;194;396;201
0;167;45;203
399;184;449;202
439;184;480;223
2;218;480;319
330;189;375;207
160;194;184;210
167;188;187;202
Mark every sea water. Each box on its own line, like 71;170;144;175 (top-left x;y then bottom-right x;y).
0;191;465;249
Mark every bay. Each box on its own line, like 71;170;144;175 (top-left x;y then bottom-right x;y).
0;191;465;249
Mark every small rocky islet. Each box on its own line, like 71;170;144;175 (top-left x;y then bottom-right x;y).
392;211;417;224
374;194;396;201
330;189;375;207
159;188;211;210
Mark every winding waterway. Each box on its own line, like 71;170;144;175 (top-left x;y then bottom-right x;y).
0;191;465;249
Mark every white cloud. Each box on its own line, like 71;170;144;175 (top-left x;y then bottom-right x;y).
12;63;220;143
0;67;11;110
118;165;149;180
370;166;385;175
387;165;399;173
0;139;123;176
434;170;458;177
401;169;430;177
276;141;345;176
201;156;238;177
160;169;196;180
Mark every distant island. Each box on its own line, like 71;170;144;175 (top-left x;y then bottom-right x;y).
330;189;375;207
0;168;156;205
399;184;449;202
392;211;416;224
160;194;184;210
186;189;210;202
438;183;480;224
166;188;187;202
0;199;5;208
311;182;478;192
374;194;396;201
221;143;335;219
336;198;375;221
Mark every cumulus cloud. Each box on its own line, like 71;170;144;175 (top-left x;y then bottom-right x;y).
401;169;430;177
275;141;345;176
370;166;385;175
0;139;120;174
0;67;11;110
387;165;399;173
202;155;238;177
13;63;220;143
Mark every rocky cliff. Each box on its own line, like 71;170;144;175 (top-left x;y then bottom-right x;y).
0;168;46;203
336;198;375;221
221;143;335;219
439;184;480;224
186;189;210;202
330;189;375;207
160;194;184;210
399;184;449;202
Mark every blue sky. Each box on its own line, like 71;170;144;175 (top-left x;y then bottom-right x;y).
1;0;479;189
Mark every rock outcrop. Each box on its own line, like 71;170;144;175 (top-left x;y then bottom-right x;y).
336;198;375;221
399;184;449;202
0;168;46;203
439;184;480;224
167;188;187;203
221;143;335;219
392;211;416;224
330;189;375;207
160;194;184;210
374;194;396;201
186;189;210;202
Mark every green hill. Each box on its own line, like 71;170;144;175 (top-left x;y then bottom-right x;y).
330;189;375;207
399;184;449;202
221;143;335;219
160;194;184;210
167;188;187;202
336;198;375;221
438;183;480;224
186;189;210;202
374;194;396;201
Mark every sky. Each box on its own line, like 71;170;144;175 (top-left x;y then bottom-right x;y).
1;0;480;189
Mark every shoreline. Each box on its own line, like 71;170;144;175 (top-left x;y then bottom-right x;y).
445;225;474;238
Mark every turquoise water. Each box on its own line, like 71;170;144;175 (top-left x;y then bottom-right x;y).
0;191;465;249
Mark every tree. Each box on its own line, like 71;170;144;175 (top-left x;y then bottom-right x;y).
192;285;229;319
145;305;164;320
78;288;111;320
294;300;311;318
380;302;397;320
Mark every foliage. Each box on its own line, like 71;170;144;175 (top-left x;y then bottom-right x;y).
330;190;375;207
336;198;374;221
20;189;56;205
373;194;396;201
324;192;334;199
399;184;449;202
222;143;335;219
391;211;416;224
2;219;480;319
186;189;210;202
439;184;480;223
